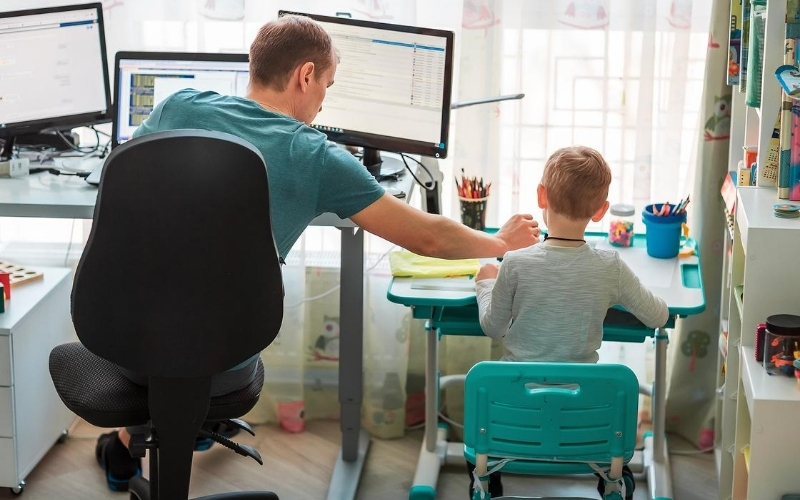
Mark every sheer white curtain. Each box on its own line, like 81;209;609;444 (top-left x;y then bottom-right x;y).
8;0;713;439
436;0;714;434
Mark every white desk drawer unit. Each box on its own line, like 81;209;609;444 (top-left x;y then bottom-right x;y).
0;267;76;495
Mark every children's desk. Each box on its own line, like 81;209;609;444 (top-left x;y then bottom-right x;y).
387;233;705;500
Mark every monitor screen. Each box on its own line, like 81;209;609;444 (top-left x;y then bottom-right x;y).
0;3;111;159
278;11;454;177
112;52;249;146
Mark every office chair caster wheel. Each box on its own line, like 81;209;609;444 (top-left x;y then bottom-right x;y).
57;429;68;444
10;480;25;495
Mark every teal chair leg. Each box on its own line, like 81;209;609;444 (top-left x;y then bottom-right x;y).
409;484;435;500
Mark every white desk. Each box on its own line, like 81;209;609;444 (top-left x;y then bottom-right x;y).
387;234;705;500
0;167;417;500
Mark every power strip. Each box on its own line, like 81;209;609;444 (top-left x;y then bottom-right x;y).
0;158;30;177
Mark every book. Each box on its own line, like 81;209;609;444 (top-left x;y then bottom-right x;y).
727;0;743;86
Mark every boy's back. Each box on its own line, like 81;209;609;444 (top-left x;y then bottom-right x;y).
476;242;668;363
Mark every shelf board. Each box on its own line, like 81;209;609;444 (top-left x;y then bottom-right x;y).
740;345;800;411
733;285;744;321
737;187;800;235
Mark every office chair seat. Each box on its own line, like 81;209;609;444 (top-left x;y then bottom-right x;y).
49;342;264;428
48;130;284;500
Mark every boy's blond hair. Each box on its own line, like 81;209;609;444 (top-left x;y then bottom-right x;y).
540;146;611;220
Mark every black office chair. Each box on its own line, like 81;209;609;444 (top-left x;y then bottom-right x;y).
48;130;283;500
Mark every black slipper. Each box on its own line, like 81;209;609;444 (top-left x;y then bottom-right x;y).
95;431;141;492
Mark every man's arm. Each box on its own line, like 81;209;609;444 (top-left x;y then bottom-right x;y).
350;193;540;259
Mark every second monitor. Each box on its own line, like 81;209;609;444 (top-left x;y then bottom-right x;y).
279;11;455;178
112;52;250;147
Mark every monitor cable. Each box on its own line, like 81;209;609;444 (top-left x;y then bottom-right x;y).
400;153;437;191
29;167;91;178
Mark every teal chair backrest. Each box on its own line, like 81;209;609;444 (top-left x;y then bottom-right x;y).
463;361;638;476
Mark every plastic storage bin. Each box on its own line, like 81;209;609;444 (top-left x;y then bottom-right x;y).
608;203;635;247
764;314;800;376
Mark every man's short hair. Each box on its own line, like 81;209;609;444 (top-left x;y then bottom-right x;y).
540;146;612;220
249;15;334;91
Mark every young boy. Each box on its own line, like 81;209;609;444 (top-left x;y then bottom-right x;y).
470;146;669;500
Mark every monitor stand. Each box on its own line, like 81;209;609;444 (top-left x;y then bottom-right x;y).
362;148;405;179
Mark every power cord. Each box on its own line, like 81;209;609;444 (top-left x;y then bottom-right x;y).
400;153;437;191
283;245;396;309
56;129;100;155
29;167;91;177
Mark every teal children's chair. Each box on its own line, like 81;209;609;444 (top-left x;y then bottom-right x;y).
463;362;639;500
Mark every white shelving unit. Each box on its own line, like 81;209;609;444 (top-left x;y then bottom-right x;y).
715;187;800;500
716;1;800;498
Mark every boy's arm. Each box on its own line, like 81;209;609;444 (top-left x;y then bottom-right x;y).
616;257;669;328
476;260;515;338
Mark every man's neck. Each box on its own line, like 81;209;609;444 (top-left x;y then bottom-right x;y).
246;86;294;119
544;212;589;247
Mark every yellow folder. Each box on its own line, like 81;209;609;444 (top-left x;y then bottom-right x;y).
388;250;479;278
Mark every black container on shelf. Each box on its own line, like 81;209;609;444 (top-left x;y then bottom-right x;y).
764;314;800;376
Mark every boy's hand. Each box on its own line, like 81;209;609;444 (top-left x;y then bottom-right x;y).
476;263;499;281
495;214;540;252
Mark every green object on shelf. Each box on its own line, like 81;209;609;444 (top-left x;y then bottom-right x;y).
746;0;766;108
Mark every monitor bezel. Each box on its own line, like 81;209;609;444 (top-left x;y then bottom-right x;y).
0;2;112;139
278;10;455;160
111;51;250;147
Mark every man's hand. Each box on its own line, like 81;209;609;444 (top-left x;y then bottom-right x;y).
476;263;499;281
495;214;540;251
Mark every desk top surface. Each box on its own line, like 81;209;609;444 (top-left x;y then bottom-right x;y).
388;233;705;316
0;159;416;224
0;267;71;334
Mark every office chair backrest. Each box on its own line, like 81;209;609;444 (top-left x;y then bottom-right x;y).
72;129;284;378
464;362;638;472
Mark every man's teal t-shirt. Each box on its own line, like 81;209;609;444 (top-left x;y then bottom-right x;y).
133;89;385;259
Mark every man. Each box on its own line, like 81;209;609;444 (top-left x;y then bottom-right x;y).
95;14;540;491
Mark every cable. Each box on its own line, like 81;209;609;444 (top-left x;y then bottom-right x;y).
91;125;112;138
438;411;464;430
283;245;396;309
29;167;91;178
56;129;100;155
400;153;437;191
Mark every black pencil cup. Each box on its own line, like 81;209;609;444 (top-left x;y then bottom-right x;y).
459;196;488;231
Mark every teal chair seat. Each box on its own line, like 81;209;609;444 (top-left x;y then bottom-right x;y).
463;362;639;500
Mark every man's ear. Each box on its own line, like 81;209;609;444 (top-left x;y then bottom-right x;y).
591;200;610;222
297;61;315;92
537;184;547;209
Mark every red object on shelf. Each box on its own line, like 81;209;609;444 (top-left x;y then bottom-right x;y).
755;323;766;362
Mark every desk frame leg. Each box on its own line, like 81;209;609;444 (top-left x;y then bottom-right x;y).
643;326;673;500
408;323;442;499
327;227;371;500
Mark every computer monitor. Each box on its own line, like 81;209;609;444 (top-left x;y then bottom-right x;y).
112;51;250;147
0;3;111;160
278;11;454;177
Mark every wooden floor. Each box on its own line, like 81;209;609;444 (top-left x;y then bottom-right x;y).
0;419;717;499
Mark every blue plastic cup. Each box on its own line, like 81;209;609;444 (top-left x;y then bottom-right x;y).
642;204;687;259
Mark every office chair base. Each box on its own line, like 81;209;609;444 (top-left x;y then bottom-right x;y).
128;477;279;500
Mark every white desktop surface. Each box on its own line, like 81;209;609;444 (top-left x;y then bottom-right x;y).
0;169;412;227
